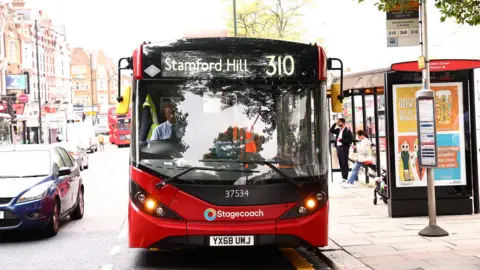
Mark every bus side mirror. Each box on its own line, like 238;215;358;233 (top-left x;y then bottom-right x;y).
330;83;343;113
327;58;344;114
117;86;131;115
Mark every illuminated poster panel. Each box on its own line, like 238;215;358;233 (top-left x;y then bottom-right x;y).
392;82;466;187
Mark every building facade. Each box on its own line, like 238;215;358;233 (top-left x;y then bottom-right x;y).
70;47;93;119
71;49;118;123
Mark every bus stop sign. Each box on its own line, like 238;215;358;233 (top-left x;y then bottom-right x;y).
416;90;438;167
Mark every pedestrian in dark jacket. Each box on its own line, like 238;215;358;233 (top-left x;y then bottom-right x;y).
330;118;354;181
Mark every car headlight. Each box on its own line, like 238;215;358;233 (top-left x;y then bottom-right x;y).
17;181;54;203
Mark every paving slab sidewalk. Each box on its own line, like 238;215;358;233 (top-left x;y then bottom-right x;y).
319;173;480;270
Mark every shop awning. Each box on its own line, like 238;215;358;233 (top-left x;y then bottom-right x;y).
0;113;11;119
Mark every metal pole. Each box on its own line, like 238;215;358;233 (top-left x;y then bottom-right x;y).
418;0;448;237
90;53;94;125
426;168;436;225
373;87;381;177
233;0;237;37
421;0;430;91
35;20;43;144
421;0;435;225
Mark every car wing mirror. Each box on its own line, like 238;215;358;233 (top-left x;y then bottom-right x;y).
59;167;72;177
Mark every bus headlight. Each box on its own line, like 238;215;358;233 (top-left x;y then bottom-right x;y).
145;199;156;210
306;199;316;209
155;206;165;216
130;179;183;220
280;191;328;220
136;192;146;203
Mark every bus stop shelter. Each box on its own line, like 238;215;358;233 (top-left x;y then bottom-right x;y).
329;59;480;217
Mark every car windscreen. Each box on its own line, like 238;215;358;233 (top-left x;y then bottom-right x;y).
0;150;51;177
134;80;328;185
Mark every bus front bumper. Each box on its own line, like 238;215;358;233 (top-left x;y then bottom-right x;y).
128;200;329;249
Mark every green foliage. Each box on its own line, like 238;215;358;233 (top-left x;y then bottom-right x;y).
226;0;313;41
357;0;480;26
0;119;9;141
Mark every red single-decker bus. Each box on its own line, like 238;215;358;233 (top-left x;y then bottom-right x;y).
116;37;343;249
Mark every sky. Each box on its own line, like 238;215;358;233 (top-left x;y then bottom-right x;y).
24;0;480;72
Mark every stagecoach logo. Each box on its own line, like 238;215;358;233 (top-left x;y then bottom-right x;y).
203;208;264;221
144;64;161;77
204;208;217;221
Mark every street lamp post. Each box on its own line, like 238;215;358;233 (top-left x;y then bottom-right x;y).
35;19;43;144
90;53;95;126
233;0;237;37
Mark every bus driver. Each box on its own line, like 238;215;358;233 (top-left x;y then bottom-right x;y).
150;104;184;141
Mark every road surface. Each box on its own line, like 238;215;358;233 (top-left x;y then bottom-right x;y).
0;145;329;270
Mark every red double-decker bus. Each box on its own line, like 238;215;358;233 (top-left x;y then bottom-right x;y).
108;107;131;147
116;38;343;249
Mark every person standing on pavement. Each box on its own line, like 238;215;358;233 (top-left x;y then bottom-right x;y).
97;134;105;151
330;118;353;182
344;130;373;188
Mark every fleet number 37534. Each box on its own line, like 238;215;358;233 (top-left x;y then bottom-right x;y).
225;190;249;198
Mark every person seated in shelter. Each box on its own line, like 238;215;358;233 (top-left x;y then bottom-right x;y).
150;104;184;141
343;130;373;188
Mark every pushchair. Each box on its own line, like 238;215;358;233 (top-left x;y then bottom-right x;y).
362;160;388;205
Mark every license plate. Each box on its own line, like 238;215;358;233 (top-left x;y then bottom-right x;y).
0;211;4;219
209;236;254;246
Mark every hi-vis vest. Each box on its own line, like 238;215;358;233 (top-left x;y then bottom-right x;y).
244;131;257;153
143;94;158;140
232;126;257;153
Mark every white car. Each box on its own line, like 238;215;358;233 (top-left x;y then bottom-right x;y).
68;123;98;153
62;142;89;170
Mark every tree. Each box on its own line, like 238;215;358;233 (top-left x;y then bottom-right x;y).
0;119;9;142
226;0;313;41
357;0;480;26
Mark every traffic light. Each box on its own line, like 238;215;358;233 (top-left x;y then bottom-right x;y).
82;113;86;122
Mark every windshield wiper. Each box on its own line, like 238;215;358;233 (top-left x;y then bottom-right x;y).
20;174;49;178
155;166;259;189
199;159;303;188
0;174;48;178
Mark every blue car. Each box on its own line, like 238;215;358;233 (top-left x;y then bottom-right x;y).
0;144;84;236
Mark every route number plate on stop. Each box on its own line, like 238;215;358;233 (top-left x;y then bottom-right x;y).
0;211;4;219
209;236;254;246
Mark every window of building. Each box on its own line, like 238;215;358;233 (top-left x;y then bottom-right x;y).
24;47;30;68
74;82;89;91
97;79;107;91
9;41;16;63
75;96;91;106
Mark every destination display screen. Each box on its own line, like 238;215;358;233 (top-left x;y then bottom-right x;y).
142;48;317;80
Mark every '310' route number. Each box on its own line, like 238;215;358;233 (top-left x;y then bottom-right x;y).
225;189;249;198
265;55;295;76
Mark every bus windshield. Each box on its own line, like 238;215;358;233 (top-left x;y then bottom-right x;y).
135;80;328;185
117;119;130;131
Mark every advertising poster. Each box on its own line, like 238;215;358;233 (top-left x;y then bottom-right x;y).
393;82;466;187
6;75;27;90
